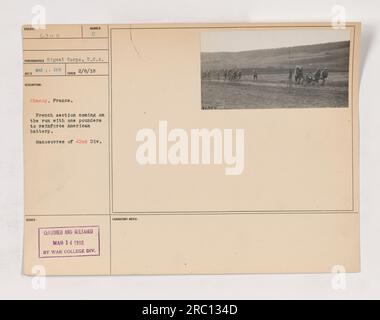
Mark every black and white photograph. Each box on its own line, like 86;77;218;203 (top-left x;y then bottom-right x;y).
201;28;351;109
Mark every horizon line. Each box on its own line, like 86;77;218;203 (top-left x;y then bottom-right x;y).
201;40;350;54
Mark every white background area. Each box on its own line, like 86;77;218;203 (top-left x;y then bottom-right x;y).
0;0;379;300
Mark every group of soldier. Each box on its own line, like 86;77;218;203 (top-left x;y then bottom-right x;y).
202;66;329;85
293;66;329;85
222;68;259;81
222;68;242;81
202;69;258;81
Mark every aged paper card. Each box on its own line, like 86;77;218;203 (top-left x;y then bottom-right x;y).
23;23;361;275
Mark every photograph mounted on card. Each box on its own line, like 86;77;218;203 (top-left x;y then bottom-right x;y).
23;23;361;276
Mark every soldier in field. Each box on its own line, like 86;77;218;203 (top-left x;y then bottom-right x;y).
253;70;258;81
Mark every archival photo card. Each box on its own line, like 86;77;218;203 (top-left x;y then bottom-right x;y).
201;28;351;109
22;23;361;276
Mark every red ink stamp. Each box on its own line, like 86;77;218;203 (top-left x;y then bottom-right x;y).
38;226;100;259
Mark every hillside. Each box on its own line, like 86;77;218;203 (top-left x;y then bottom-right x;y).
201;41;350;73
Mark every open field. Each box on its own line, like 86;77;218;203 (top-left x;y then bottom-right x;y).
201;71;349;109
201;41;350;109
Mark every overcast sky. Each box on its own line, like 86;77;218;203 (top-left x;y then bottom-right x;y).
201;28;350;52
